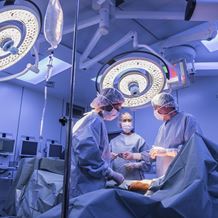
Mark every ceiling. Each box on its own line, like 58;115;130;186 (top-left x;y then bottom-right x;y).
1;0;218;107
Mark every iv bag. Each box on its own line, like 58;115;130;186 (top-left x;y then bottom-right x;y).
44;0;64;50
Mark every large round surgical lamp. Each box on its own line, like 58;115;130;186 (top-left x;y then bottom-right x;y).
97;54;167;108
0;5;41;81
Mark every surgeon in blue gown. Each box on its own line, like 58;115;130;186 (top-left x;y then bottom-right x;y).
123;92;202;178
110;112;151;180
71;88;125;197
149;92;202;177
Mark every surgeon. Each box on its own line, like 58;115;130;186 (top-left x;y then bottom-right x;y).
110;112;151;180
149;92;202;177
71;88;125;197
123;92;202;178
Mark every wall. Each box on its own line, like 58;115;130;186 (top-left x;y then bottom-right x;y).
0;82;65;164
178;76;218;143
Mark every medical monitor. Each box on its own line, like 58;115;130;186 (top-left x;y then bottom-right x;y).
0;138;15;155
48;144;62;158
20;140;38;156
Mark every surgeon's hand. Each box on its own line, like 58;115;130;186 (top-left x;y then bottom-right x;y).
122;151;134;160
108;170;124;185
111;152;118;160
122;152;142;160
149;146;167;159
125;162;142;170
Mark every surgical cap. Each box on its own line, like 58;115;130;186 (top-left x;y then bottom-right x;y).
119;112;133;122
90;88;125;109
151;92;177;108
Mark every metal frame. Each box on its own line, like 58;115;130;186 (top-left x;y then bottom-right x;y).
79;0;218;70
0;46;39;82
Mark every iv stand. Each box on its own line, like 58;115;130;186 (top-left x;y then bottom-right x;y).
61;0;80;217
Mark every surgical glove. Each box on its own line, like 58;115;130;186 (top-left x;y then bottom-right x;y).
149;146;167;159
122;152;142;160
125;162;143;170
107;169;124;185
122;151;133;160
133;153;142;160
165;148;178;157
111;152;118;160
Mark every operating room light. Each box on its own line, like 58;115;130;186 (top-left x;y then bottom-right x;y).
0;6;40;70
201;31;218;52
100;57;166;108
119;73;147;96
17;56;71;84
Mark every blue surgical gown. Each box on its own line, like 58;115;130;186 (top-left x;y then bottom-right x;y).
110;133;150;180
71;111;111;197
154;111;202;177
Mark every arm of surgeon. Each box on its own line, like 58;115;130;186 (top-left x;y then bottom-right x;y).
149;146;178;159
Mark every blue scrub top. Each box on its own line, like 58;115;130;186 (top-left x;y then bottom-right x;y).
154;111;202;177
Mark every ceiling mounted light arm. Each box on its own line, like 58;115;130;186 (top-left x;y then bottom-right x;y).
79;1;110;68
152;21;218;49
79;28;103;65
0;64;32;82
37;15;100;46
115;10;184;21
79;0;178;71
80;29;173;75
80;31;137;69
132;33;173;73
0;45;39;82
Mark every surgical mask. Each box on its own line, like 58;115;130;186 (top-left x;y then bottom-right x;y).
121;122;133;133
154;108;177;121
154;110;165;121
102;108;119;121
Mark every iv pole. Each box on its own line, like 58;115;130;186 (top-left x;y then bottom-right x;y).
61;0;80;217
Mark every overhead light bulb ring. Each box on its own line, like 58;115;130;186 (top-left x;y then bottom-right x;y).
0;5;40;70
100;57;166;108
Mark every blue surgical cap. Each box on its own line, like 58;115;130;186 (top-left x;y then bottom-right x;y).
151;92;177;108
90;88;125;109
